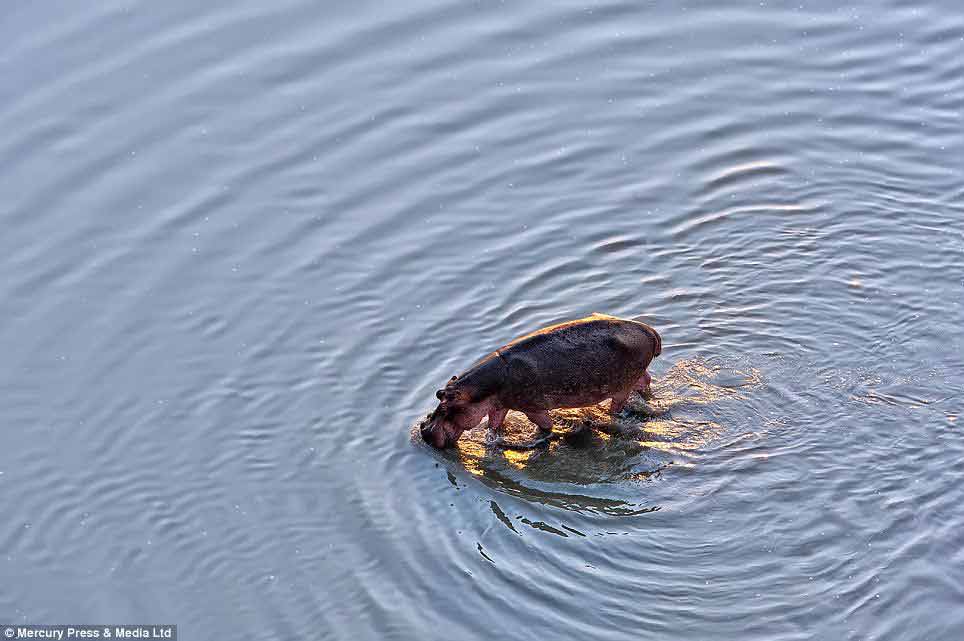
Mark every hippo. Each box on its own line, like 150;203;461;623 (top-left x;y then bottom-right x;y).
419;313;662;449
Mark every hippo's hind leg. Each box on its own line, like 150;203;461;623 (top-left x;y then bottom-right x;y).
612;370;652;415
609;389;631;415
634;370;653;398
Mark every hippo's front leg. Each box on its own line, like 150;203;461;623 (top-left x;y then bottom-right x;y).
484;407;508;444
523;410;556;445
523;410;553;432
495;410;556;450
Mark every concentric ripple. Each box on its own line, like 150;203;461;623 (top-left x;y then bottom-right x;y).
1;1;963;640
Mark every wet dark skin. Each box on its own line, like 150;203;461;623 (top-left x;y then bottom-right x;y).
420;313;662;449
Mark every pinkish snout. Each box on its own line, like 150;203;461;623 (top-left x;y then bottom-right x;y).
420;421;460;449
419;391;486;449
419;410;454;449
419;421;446;448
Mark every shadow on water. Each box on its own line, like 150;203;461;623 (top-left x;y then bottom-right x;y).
411;358;762;514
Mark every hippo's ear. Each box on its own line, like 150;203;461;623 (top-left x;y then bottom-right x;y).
436;389;445;400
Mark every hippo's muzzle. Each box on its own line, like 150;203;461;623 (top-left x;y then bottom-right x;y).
419;422;440;447
419;401;472;449
419;415;448;448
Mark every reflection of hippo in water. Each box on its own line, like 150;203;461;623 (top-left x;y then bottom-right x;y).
420;313;662;449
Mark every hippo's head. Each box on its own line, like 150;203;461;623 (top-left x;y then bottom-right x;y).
419;377;489;448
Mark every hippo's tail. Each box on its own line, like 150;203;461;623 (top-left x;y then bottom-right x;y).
630;315;662;358
650;326;662;358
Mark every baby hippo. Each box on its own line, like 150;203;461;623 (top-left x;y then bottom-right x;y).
420;313;661;449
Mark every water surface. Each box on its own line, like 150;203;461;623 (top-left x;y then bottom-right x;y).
1;1;963;639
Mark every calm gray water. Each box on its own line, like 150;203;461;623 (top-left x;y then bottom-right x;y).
2;1;963;639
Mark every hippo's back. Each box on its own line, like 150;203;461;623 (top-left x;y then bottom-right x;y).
494;313;659;411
